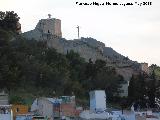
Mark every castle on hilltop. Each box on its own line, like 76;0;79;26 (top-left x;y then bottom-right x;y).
23;16;62;41
23;16;141;97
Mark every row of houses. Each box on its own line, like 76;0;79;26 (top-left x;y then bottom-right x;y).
31;96;81;120
0;91;82;120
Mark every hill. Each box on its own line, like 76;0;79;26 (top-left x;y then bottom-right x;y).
22;18;142;97
23;19;139;68
0;29;126;104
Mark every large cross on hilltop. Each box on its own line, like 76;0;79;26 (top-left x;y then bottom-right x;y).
76;25;80;39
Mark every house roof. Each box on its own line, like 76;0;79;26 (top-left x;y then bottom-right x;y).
0;105;12;108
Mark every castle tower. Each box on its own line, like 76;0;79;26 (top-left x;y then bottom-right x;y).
36;18;62;38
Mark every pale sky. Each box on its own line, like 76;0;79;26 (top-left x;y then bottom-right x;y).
1;0;160;66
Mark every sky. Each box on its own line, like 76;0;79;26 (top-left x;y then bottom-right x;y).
1;0;160;66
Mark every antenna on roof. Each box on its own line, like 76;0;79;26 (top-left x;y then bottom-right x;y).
48;14;51;19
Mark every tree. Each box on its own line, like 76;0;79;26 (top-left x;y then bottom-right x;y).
95;59;106;71
84;59;124;100
146;70;156;107
128;73;146;106
0;29;11;47
0;11;20;32
128;75;135;102
0;26;130;103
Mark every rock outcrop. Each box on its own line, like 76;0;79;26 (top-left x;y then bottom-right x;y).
24;31;108;62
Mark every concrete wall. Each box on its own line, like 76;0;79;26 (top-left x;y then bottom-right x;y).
95;91;106;111
0;114;11;120
89;90;106;111
90;91;96;111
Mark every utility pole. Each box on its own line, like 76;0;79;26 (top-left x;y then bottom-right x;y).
76;25;80;39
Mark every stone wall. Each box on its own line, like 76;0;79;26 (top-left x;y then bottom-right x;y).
140;63;149;74
47;36;108;62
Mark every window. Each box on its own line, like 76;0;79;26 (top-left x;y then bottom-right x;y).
16;108;19;112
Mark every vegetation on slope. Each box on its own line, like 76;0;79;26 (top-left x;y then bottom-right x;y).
0;30;125;105
0;11;126;106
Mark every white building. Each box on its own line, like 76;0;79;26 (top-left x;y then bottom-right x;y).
0;91;12;120
0;91;9;105
89;90;106;112
0;105;12;120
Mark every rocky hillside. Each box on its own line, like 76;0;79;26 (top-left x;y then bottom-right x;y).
21;19;145;98
23;19;141;88
23;29;138;68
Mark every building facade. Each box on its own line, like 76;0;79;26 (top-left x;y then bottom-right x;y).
11;104;29;120
31;96;79;119
31;98;59;120
89;90;106;112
